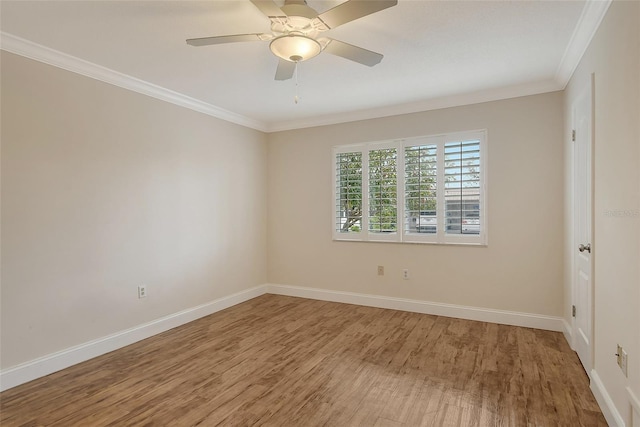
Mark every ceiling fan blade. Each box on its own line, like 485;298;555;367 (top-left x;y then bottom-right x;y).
275;59;296;81
250;0;287;18
315;0;397;29
323;39;383;66
186;34;266;47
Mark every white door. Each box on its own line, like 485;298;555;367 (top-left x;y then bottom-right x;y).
573;80;593;373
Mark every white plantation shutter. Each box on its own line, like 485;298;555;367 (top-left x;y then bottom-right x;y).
404;143;438;238
332;130;486;245
368;147;398;234
444;139;482;237
334;149;363;238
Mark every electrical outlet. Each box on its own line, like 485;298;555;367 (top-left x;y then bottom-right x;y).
138;285;147;299
403;269;410;280
377;266;384;276
621;349;628;377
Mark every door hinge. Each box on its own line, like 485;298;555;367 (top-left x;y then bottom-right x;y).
572;305;576;317
572;130;576;142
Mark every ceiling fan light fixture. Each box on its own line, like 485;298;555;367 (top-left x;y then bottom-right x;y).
269;34;321;62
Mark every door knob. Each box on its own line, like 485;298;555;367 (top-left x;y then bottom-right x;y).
578;243;591;253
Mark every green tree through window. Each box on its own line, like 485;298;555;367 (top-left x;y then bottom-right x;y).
405;145;437;233
336;152;362;232
369;148;397;232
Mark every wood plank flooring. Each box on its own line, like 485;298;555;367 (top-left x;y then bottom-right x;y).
1;294;606;426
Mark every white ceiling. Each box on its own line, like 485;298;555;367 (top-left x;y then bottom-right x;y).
1;1;602;132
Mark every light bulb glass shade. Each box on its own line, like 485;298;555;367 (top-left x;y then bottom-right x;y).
269;34;321;62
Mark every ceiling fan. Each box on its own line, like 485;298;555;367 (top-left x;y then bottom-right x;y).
186;0;398;81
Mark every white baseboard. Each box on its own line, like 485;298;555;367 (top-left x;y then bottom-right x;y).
0;285;267;392
591;369;626;426
628;387;640;427
562;318;573;348
1;283;567;393
266;284;564;332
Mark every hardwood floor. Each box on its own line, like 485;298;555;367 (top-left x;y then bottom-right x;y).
1;294;606;426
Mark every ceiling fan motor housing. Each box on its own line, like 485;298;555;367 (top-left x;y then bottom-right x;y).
281;0;317;20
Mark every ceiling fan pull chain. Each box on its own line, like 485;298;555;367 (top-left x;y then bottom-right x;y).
294;61;300;104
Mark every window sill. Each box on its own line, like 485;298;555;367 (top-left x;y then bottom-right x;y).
332;237;488;247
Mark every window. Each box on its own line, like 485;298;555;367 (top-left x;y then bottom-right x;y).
332;130;486;245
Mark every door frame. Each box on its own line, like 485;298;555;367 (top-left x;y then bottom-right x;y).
570;74;595;374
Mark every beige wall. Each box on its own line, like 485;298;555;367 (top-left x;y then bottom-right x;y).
1;6;636;416
564;1;640;424
0;52;268;369
267;92;564;317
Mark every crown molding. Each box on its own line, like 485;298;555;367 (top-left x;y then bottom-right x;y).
271;0;611;133
266;79;563;132
1;0;611;135
555;0;612;87
0;32;268;132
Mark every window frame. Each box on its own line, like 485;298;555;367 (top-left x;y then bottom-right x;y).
332;130;487;246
